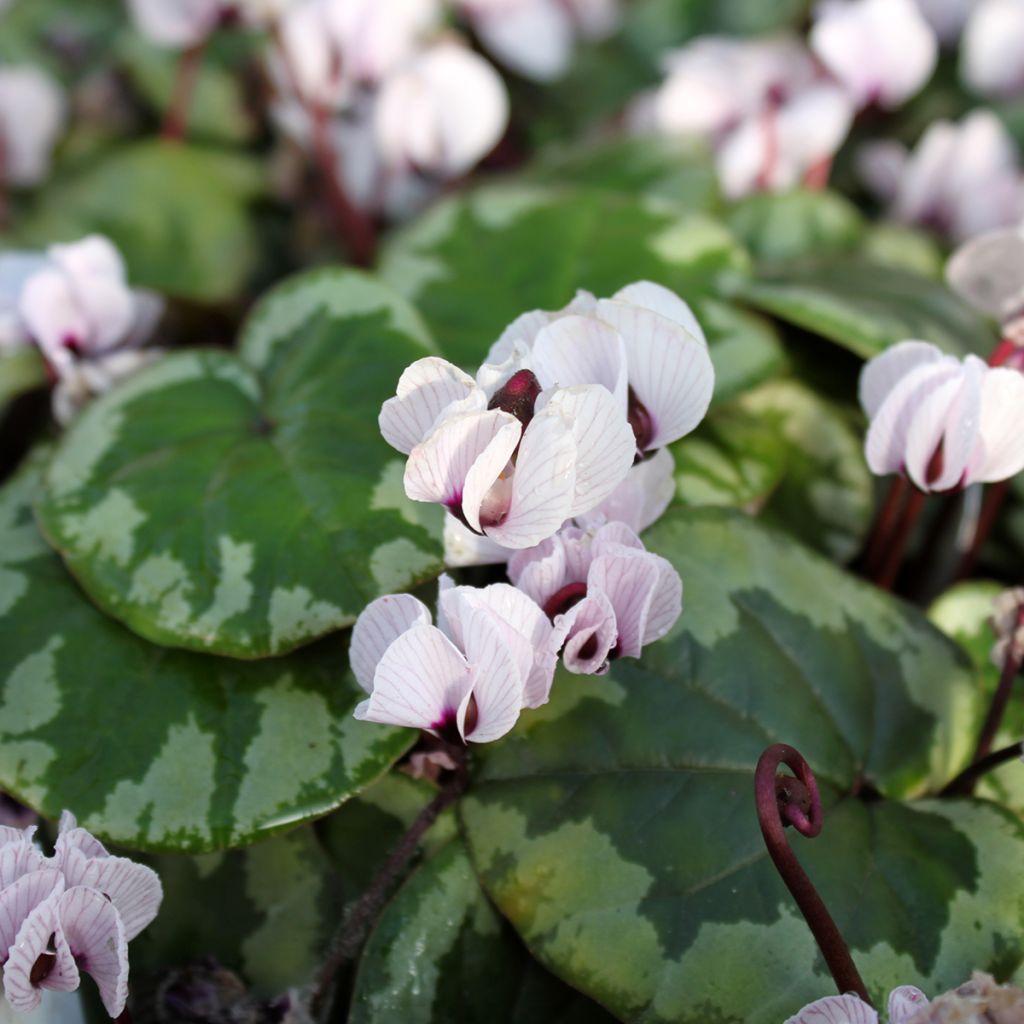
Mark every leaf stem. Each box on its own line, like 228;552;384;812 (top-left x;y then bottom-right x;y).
311;746;468;1018
940;741;1024;797
755;744;871;1005
162;40;207;142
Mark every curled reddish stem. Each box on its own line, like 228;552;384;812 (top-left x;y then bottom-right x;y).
755;744;871;1005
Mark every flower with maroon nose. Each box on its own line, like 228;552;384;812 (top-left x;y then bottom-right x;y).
507;521;682;675
349;576;562;742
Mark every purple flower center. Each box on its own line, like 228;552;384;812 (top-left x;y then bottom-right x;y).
488;369;541;430
542;581;588;621
627;386;655;454
432;697;477;743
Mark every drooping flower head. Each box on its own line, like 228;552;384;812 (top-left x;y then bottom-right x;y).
859;339;1024;492
508;521;682;675
350;577;561;742
0;812;162;1018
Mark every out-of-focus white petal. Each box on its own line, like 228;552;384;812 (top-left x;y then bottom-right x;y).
404;409;520;517
810;0;937;109
275;0;348;109
467;0;574;82
18;269;87;370
0;253;48;352
484;402;576;547
545;385;635;517
530;315;628;410
375;43;509;178
58;887;128;1018
915;0;973;43
0;67;65;188
576;448;676;533
596;300;715;449
946;227;1024;321
354;625;473;733
962;0;1024;98
857;141;909;204
379;357;483;454
887;985;929;1024
50;236;124;283
782;993;878;1024
127;0;221;48
858;340;944;419
642;555;683;645
460;607;525;741
349;594;432;693
559;591;618;674
971;366;1024;482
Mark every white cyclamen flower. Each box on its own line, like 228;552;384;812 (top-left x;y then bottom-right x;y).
508;521;682;675
456;0;620;82
810;0;938;110
0;66;65;188
859;340;1024;491
859;110;1024;244
127;0;228;48
0;813;162;1018
374;41;509;179
785;986;928;1023
946;224;1024;326
962;0;1024;99
350;577;561;742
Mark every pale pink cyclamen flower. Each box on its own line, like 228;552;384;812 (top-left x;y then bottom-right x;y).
350;577;561;742
0;66;65;188
946;224;1024;328
455;0;620;82
962;0;1024;99
127;0;234;48
785;985;928;1023
0;812;162;1018
508;521;682;675
859;340;1024;492
859;111;1024;244
810;0;938;110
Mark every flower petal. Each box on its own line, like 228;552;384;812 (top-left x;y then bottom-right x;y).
595;299;714;449
379;357;483;454
588;551;661;659
471;0;574;82
0;835;43;890
3;881;76;1012
530;315;629;411
54;812;107;861
887;985;929;1024
66;856;162;943
354;625;472;734
59;887;128;1018
971;365;1024;483
783;993;878;1024
404;409;520;523
946;227;1024;321
443;515;513;568
576;448;677;534
507;535;567;607
858;340;944;419
460;607;527;742
611;281;707;345
462;418;523;535
0;869;63;963
349;594;433;694
559;591;618;675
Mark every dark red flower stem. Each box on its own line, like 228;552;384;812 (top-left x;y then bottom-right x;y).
862;476;910;579
873;487;926;592
755;744;872;1005
162;40;207;142
311;744;468;1018
942;607;1024;796
940;740;1024;797
269;23;376;267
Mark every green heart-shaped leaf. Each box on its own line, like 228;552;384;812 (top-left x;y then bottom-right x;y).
725;259;996;358
0;456;413;851
381;185;750;369
461;509;1020;1022
36;269;444;657
16;140;264;302
350;839;618;1024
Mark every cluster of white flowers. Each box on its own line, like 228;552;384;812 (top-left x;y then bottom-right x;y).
353;280;709;743
0;813;162;1020
0;235;162;424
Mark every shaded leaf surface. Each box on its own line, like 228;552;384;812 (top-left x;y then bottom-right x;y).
36;269;444;657
461;509;1019;1023
0;455;413;851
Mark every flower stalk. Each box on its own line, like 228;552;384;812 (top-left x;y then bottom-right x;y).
162;40;207;142
755;744;871;1005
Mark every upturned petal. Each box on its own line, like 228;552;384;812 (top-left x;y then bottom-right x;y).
530;315;629;411
459;608;527;742
62;856;162;944
783;993;878;1023
349;594;433;693
887;985;929;1023
575;448;677;533
354;625;473;735
858;340;945;419
559;591;618;675
58;887;129;1017
971;367;1024;482
379;358;484;454
0;869;64;964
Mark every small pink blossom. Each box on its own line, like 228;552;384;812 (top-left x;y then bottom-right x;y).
508;521;682;675
810;0;937;110
785;986;928;1024
0;66;65;188
350;577;561;742
0;812;162;1019
859;340;1024;491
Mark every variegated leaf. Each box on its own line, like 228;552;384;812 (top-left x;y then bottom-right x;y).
35;268;444;658
462;509;1022;1023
